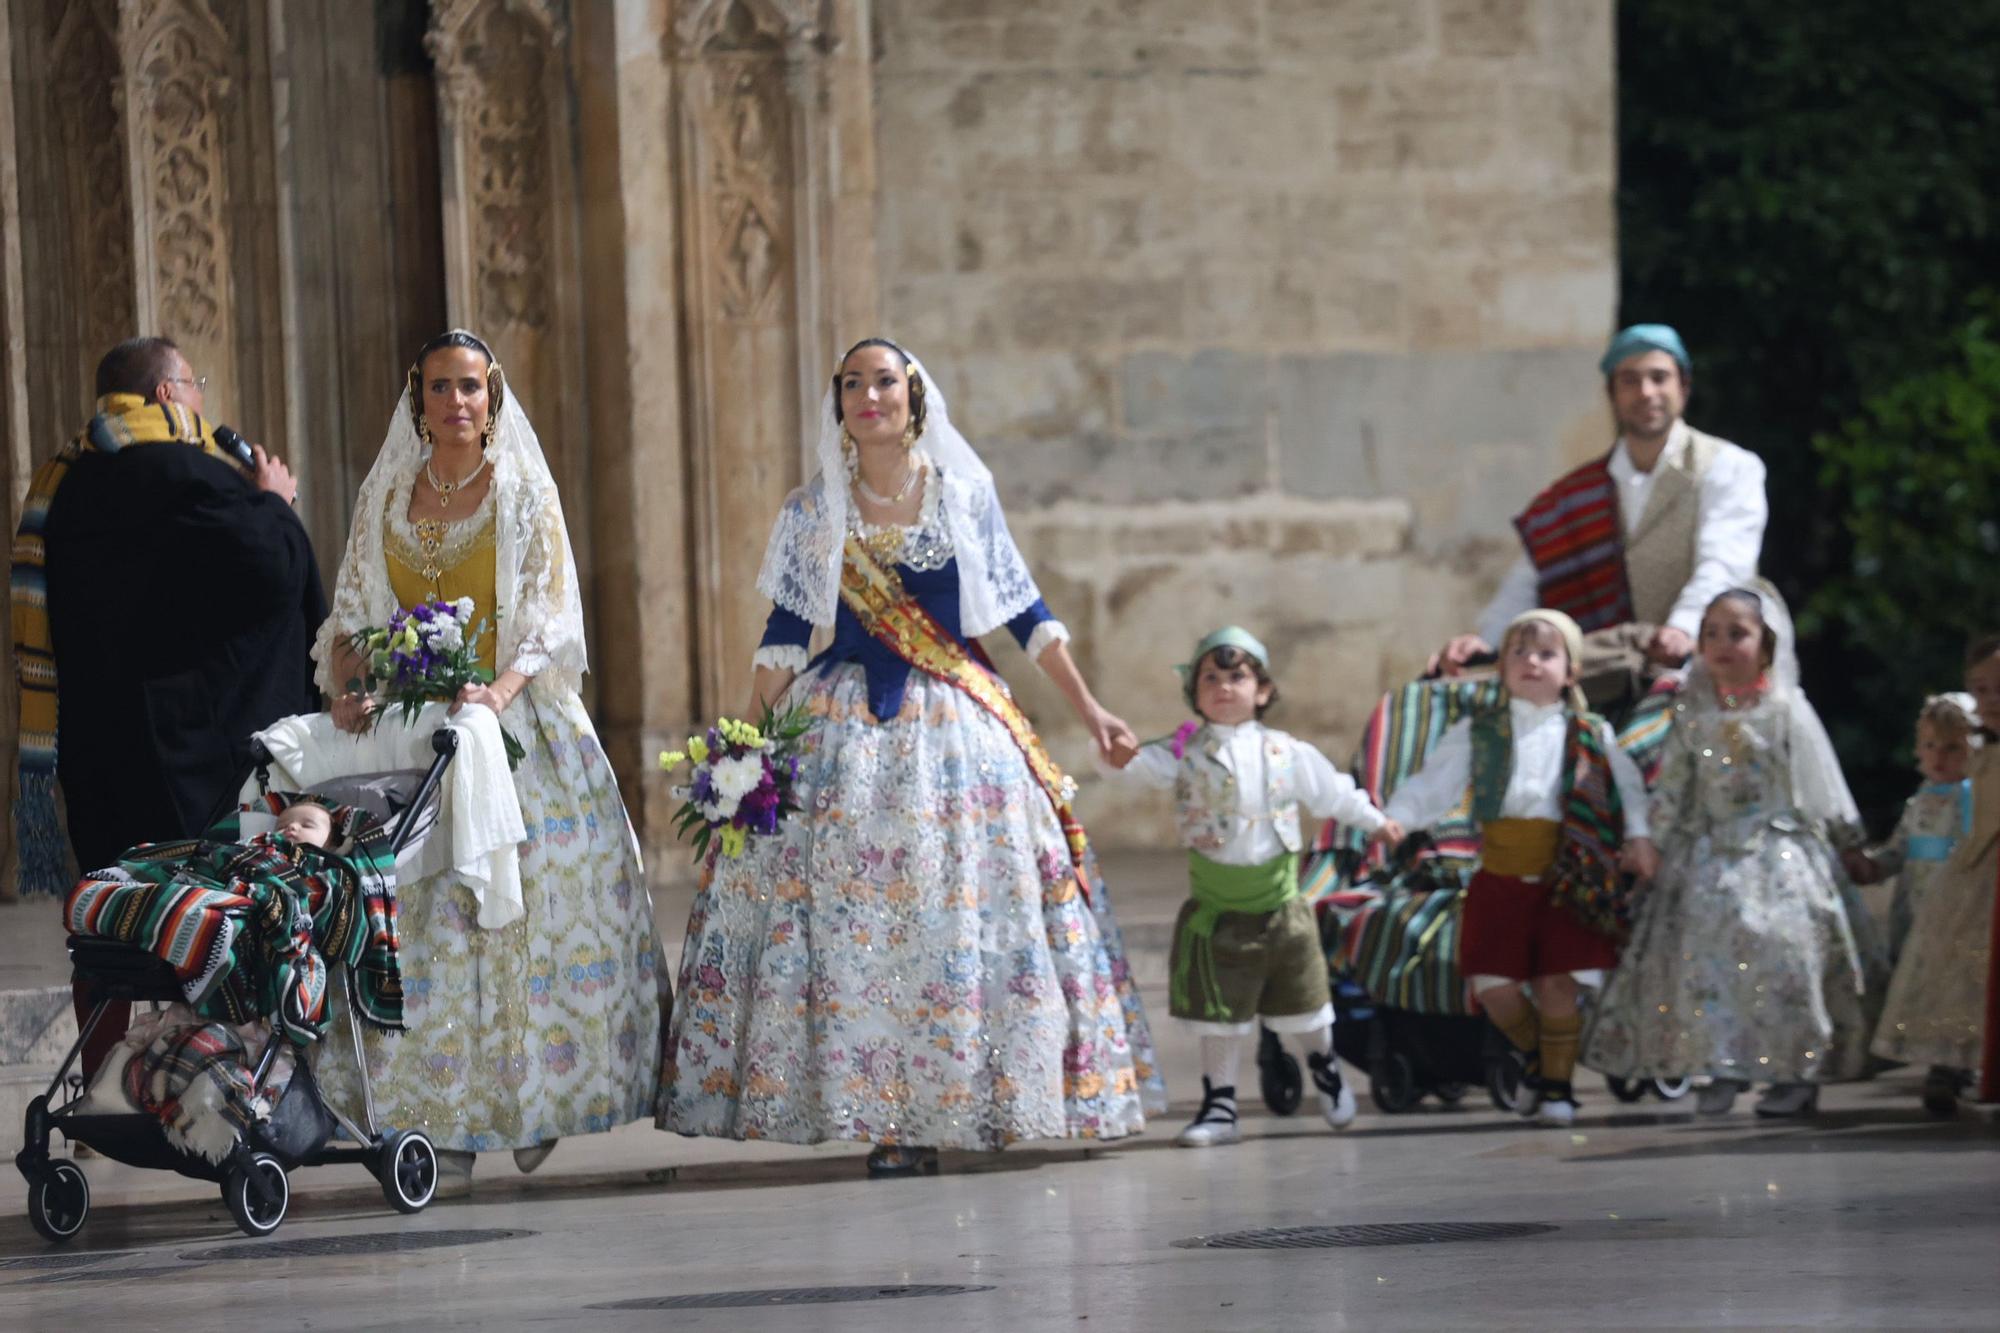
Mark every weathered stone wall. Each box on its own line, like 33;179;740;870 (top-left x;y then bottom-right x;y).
872;0;1619;846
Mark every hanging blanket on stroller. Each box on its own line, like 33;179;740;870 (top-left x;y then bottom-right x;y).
121;1015;297;1164
65;799;402;1040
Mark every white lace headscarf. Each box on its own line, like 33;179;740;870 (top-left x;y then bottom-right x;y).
1681;577;1860;828
755;341;1043;635
312;334;588;700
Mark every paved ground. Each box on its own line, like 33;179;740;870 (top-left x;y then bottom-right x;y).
3;857;1997;1329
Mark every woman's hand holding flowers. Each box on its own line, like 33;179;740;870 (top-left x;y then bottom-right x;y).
332;690;376;735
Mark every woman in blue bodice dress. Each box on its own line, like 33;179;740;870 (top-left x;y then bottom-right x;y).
657;339;1166;1176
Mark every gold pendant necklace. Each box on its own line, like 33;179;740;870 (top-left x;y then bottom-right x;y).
424;453;488;509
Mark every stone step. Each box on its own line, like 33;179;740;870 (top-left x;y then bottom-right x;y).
0;983;74;1068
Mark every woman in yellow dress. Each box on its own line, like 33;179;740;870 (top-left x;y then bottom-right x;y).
313;330;663;1192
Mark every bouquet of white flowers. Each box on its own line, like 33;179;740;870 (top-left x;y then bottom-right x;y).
659;705;813;860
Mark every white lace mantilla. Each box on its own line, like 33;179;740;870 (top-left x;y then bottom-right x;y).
314;368;588;700
755;350;1044;638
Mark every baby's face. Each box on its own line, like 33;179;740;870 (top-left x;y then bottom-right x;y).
1916;722;1971;785
274;804;332;848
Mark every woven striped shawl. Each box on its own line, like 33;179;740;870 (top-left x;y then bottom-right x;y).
1513;455;1635;633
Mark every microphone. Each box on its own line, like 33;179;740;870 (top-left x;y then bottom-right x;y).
213;424;256;471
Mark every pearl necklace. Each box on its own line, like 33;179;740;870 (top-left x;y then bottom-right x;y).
853;457;922;506
424;452;489;509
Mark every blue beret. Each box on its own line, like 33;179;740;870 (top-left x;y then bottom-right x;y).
1599;324;1690;377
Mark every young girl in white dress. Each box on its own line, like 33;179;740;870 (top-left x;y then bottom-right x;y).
1584;583;1878;1118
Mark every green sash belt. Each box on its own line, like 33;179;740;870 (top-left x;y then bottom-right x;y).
1171;851;1299;1019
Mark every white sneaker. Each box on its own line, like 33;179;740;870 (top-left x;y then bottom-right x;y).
1754;1083;1819;1118
1308;1053;1358;1130
1175;1078;1241;1148
1536;1097;1577;1127
1696;1080;1743;1116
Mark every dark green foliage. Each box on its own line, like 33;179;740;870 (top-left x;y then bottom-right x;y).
1617;1;2000;824
1806;306;2000;768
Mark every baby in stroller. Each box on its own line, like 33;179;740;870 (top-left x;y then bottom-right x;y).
17;730;458;1244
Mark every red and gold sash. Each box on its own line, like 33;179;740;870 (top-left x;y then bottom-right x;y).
839;536;1091;897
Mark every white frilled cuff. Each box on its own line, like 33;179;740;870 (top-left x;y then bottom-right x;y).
1025;618;1071;663
751;643;811;672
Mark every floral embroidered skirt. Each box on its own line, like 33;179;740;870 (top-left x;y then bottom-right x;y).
316;689;665;1152
1584;820;1876;1084
1872;840;1995;1071
658;661;1165;1150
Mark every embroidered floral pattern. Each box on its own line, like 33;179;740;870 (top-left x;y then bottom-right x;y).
315;688;663;1151
658;661;1165;1149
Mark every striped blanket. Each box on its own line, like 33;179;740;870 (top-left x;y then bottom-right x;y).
65;797;403;1041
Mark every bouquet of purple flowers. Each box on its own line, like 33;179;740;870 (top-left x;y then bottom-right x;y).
346;596;524;766
658;704;813;860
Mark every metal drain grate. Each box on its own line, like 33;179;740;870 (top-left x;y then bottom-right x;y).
0;1251;125;1271
180;1227;535;1262
591;1284;994;1310
1175;1221;1557;1250
17;1263;196;1286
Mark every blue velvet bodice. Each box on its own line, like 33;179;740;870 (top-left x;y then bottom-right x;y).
760;557;1053;720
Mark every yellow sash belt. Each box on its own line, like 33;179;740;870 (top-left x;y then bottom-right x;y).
1480;818;1560;879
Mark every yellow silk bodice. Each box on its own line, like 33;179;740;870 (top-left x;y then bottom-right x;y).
384;490;500;675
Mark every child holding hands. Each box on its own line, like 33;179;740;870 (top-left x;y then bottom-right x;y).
1104;627;1400;1147
1869;640;2000;1113
1384;609;1654;1127
1585;585;1875;1118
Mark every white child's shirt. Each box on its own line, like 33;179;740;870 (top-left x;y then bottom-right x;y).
1108;720;1386;865
1383;698;1650;838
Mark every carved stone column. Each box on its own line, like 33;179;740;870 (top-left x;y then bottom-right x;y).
665;0;879;722
116;0;283;455
426;0;593;614
8;0;135;452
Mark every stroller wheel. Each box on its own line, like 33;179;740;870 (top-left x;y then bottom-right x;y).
1649;1076;1693;1102
224;1153;290;1237
1485;1054;1525;1113
1429;1081;1470;1106
378;1131;439;1213
1605;1076;1649;1104
1257;1029;1304;1117
1369;1051;1421;1114
26;1160;90;1244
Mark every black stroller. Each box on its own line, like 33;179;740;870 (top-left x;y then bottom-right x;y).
16;729;458;1242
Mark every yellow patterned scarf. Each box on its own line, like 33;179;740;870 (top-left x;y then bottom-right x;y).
838;535;1092;898
10;393;224;895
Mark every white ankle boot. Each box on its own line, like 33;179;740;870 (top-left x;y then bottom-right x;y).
1176;1078;1242;1148
1307;1052;1357;1130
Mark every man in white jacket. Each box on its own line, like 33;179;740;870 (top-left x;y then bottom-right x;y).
1431;325;1767;713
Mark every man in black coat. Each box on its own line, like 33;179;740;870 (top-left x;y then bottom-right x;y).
40;338;324;865
18;336;324;1072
